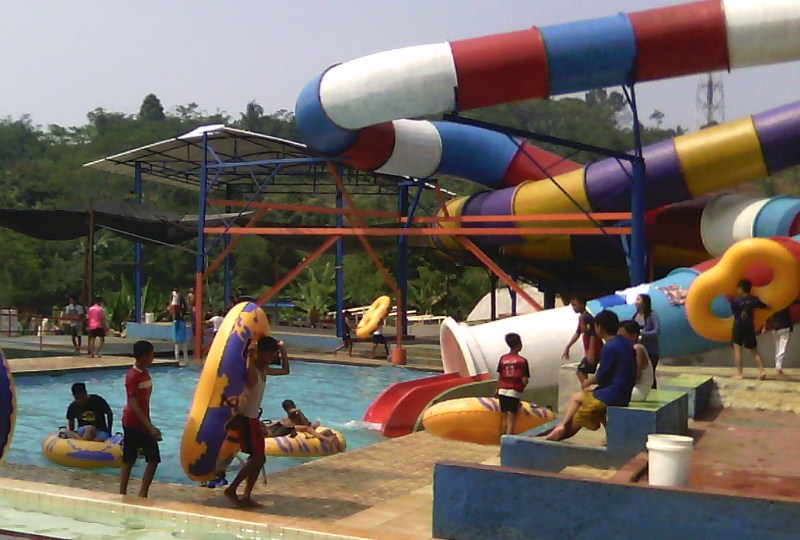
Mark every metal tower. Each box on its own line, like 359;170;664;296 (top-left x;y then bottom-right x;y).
696;72;725;129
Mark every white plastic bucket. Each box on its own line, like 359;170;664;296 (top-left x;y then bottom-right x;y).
144;313;155;324
646;434;694;487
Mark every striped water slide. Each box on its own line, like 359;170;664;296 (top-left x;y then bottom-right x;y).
442;236;800;378
297;0;800;190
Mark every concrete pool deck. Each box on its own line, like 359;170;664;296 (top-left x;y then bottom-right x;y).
4;348;800;538
0;431;498;539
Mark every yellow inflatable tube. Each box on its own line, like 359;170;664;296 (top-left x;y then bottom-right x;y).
356;296;391;339
686;238;800;342
41;433;123;469
422;397;555;445
264;427;346;457
181;302;270;482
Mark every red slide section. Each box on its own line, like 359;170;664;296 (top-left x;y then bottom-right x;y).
364;372;489;437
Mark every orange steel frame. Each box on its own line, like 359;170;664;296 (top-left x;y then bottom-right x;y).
202;164;632;339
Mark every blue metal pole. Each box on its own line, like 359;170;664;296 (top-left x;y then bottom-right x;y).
490;274;498;321
397;183;410;337
509;270;518;317
194;133;209;360
223;184;233;310
335;187;345;338
628;85;647;285
134;162;143;323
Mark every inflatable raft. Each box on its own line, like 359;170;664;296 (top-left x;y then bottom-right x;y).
0;348;14;461
265;427;346;457
422;397;555;445
41;433;123;469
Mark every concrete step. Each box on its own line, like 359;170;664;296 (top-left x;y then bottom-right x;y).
712;377;800;413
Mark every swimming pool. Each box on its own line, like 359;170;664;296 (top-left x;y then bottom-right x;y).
8;361;429;484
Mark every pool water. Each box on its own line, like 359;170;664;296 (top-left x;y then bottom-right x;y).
9;362;429;484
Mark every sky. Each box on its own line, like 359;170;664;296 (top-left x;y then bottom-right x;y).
2;0;799;132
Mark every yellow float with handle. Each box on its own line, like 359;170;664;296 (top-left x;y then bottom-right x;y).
686;238;800;342
356;295;392;339
422;397;555;445
41;432;123;469
181;302;270;482
264;427;346;457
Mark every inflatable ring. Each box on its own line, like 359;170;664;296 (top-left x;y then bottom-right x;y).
0;348;14;460
686;238;800;342
356;296;392;339
41;433;123;469
264;427;346;457
181;302;270;481
422;397;555;445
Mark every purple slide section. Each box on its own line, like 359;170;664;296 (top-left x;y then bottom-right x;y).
753;101;800;174
461;189;524;246
585;139;688;212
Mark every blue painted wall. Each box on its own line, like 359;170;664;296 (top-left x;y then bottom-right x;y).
434;462;800;540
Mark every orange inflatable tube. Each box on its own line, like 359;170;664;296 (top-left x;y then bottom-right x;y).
356;296;391;339
686;238;800;342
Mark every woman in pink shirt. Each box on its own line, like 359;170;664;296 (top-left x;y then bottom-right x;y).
87;296;108;358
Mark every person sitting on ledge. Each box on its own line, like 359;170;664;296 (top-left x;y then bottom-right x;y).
546;310;636;442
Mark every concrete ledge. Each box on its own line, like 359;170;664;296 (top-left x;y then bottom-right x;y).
433;461;800;540
127;322;194;342
608;390;688;455
501;434;631;472
660;374;713;419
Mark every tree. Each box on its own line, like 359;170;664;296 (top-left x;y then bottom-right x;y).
139;94;166;122
650;110;665;128
240;101;264;131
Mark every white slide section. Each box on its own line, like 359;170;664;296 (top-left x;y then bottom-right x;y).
440;306;578;389
319;43;457;129
724;0;800;68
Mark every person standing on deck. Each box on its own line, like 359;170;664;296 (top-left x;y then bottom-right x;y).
562;296;602;387
86;297;108;358
225;336;289;508
62;296;85;355
634;294;660;388
119;340;161;498
768;306;794;377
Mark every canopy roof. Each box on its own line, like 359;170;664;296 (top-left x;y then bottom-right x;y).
0;200;248;246
83;124;404;195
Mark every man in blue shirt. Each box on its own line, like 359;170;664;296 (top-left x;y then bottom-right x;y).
547;310;637;442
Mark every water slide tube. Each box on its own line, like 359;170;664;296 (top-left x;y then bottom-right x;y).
441;237;800;379
297;0;800;186
441;101;800;255
0;349;14;460
181;302;270;482
363;372;488;437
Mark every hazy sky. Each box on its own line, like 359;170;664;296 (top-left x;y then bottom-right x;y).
2;1;799;131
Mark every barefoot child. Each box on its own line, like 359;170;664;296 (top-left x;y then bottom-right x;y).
496;333;530;436
225;337;289;508
730;279;769;380
119;340;161;498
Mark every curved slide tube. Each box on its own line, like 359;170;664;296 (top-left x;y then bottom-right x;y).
442;237;800;379
297;0;800;189
687;238;800;342
437;101;800;254
363;372;488;437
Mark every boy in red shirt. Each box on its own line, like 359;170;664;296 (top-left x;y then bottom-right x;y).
119;340;162;498
496;333;531;435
